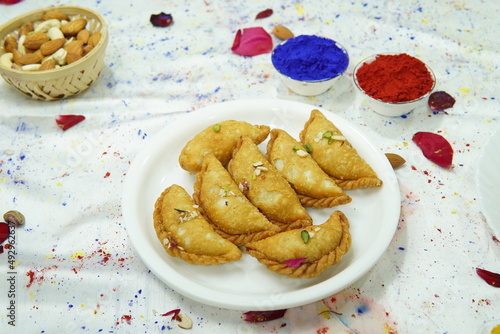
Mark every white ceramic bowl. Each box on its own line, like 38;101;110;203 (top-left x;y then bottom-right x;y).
276;72;342;96
271;35;349;96
353;54;436;117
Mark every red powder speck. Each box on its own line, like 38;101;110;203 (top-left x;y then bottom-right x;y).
26;270;35;287
104;172;110;178
411;165;417;170
72;268;78;274
103;256;109;263
493;236;499;243
317;327;329;334
121;315;132;324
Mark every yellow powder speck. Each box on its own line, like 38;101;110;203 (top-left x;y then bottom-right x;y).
403;142;409;147
71;252;85;258
454;192;459;196
422;19;429;23
12;260;20;268
1;177;6;182
451;210;457;214
295;3;304;14
459;88;469;93
56;182;62;187
491;324;500;334
384;323;397;333
80;304;85;307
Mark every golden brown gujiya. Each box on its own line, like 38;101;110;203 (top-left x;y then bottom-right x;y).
299;109;382;189
266;128;352;208
193;154;279;246
227;136;312;231
153;184;242;265
245;210;351;279
179;120;270;173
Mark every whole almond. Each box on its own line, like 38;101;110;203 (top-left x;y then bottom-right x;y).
66;52;82;64
61;18;87;36
83;44;94;56
64;39;84;56
14;52;42;66
76;29;90;44
87;32;101;47
385;153;406;168
40;38;65;56
272;25;294;40
42;10;70;22
19;22;34;36
38;58;56;71
23;32;50;50
3;36;17;53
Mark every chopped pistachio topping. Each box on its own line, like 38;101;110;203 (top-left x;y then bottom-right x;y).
212;124;221;132
292;145;301;151
175;208;198;223
219;185;236;197
323;130;333;139
301;230;310;244
238;181;249;192
304;143;313;153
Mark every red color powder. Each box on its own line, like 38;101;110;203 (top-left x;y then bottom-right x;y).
121;315;132;324
356;53;434;103
26;270;35;287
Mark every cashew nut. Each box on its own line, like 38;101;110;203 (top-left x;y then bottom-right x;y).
21;64;41;71
52;48;67;65
34;19;61;33
47;26;64;40
0;52;13;68
17;34;26;55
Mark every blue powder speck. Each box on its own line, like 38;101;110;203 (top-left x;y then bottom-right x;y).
357;303;369;314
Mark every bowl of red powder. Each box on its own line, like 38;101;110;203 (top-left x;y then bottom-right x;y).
353;53;436;117
271;35;349;96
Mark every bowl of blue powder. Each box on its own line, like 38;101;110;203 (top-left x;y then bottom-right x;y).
271;35;349;96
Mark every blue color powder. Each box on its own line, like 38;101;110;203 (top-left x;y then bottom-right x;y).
272;35;349;81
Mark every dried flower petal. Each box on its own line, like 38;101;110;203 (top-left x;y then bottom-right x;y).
0;0;23;4
231;27;273;56
56;115;85;131
255;9;273;20
412;132;453;168
476;268;500;287
0;223;9;244
150;12;173;27
284;257;307;268
161;308;181;321
242;309;286;323
428;91;456;112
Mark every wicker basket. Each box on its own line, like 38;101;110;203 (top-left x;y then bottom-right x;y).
0;6;108;101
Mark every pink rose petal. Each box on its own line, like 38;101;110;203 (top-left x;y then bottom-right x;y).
284;257;307;268
231;27;273;56
412;132;453;168
476;268;500;287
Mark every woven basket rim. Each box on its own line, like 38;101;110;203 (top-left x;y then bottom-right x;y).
0;5;108;79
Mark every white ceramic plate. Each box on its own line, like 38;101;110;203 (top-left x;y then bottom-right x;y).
476;128;500;237
122;99;400;311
